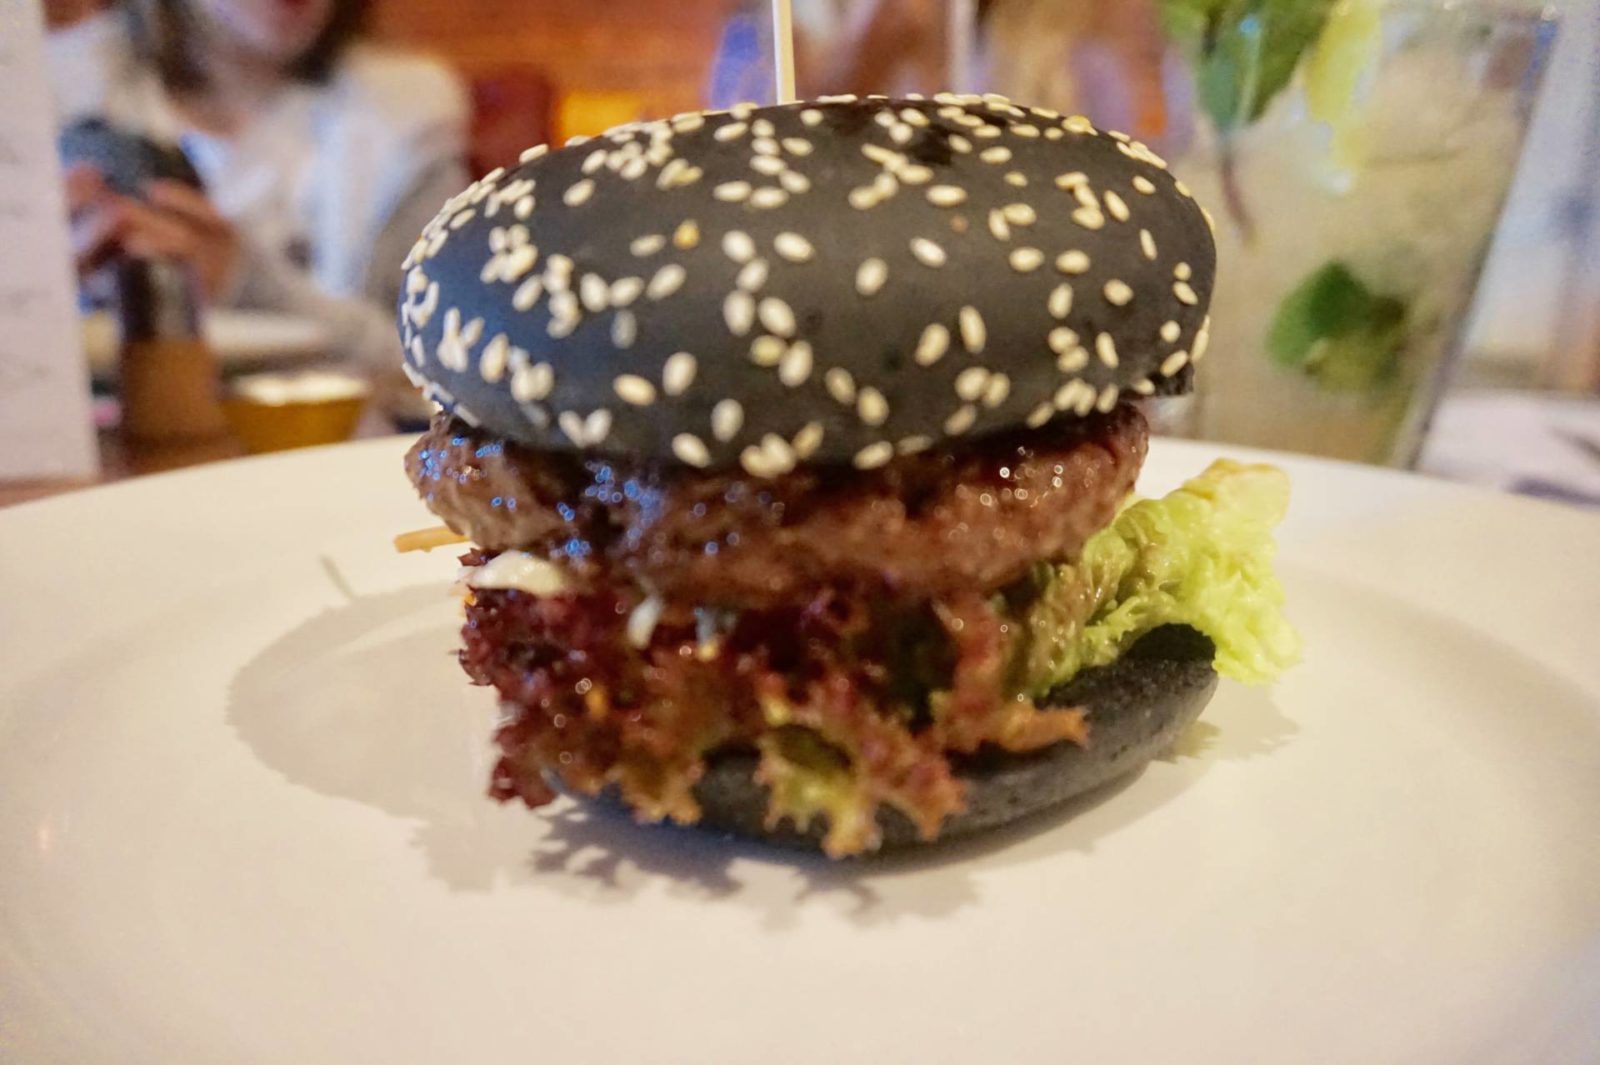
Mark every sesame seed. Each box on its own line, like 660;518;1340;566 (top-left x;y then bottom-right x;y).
610;276;644;306
674;220;700;249
1096;385;1120;413
980;146;1013;164
1064;115;1094;133
611;311;638;349
580;274;609;313
793;421;824;459
778;340;813;386
1026;402;1053;428
1133;379;1156;395
1049;284;1074;319
753;118;775;137
911;238;947;268
1161;350;1190;377
1161;321;1182;344
973;125;1002;139
519;144;549;163
480;334;510;383
663;352;697;395
512;277;542;311
783;137;813;155
511;360;553;402
752;138;781;158
915;323;950;366
775;232;814;263
714;122;748;142
632;234;666;257
759;297;797;337
750;335;785;366
1175;262;1193;281
1202;207;1217;233
564;180;595;206
1005;172;1029;188
1003;203;1037;226
862;143;897;165
982;373;1010;408
1096;333;1120;368
902;164;935;186
1072;207;1106;230
953;366;986;402
1133;175;1157;195
751;155;786;176
1173;281;1199;306
854;442;894;470
944;405;977;435
1054;380;1085;410
648;264;687;300
1055;171;1087;190
988;210;1012;242
750;187;789;209
849;186;881;211
781;171;811;194
673;113;706;132
1104;190;1131;221
1140;229;1158;261
514;196;534;219
1057;345;1089;373
959;306;987;353
1049;326;1079;355
875;109;897;129
614;374;656;405
1010;248;1044;273
1045;127;1064;140
714;181;752;202
856;258;889;297
825;367;856;404
1105;280;1135;306
949;134;973;154
1175;179;1193;198
723;230;756;263
620;157;648;181
1194;317;1212;361
857;386;889;425
1057;250;1090;275
673;433;711;467
902;107;930;127
890;123;915;146
1012;124;1040;138
1072;184;1099;210
800;108;824;126
737;258;769;292
712;399;744;442
724;292;756;336
872;172;900;199
450;209;475;229
927;185;967;207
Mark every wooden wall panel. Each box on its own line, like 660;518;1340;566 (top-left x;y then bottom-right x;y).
369;0;738;119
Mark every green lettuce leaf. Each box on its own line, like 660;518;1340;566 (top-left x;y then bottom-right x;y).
1020;460;1301;693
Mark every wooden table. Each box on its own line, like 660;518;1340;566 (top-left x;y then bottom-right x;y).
0;431;243;508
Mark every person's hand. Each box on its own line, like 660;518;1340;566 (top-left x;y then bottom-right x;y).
64;165;240;304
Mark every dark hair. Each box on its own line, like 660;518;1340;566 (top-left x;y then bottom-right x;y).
124;0;369;94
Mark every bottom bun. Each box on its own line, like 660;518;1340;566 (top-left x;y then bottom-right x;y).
683;624;1219;853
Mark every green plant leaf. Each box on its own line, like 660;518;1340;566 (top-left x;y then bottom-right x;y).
1162;0;1339;132
1269;261;1410;391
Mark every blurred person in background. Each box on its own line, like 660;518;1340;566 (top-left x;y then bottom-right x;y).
709;0;1185;153
46;0;469;377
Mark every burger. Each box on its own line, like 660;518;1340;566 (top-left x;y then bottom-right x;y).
396;94;1299;858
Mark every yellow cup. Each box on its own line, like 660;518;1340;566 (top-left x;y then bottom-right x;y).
222;372;371;454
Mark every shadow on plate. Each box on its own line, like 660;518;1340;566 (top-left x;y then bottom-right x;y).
225;582;1291;926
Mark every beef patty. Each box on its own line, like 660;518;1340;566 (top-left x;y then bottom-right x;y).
408;404;1148;608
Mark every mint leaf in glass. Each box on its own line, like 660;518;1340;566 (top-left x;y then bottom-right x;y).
1270;261;1409;392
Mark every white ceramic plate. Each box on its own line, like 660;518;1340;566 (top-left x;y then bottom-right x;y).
84;309;332;377
2;438;1597;1064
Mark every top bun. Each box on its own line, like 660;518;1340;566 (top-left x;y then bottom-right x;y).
398;94;1215;476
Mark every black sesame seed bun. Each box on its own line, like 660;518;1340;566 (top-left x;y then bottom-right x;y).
399;93;1215;477
610;625;1217;853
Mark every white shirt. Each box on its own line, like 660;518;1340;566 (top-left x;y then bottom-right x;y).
46;20;469;371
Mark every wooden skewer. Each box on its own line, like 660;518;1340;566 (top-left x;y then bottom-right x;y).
772;0;798;104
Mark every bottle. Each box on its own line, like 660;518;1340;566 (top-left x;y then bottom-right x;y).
114;258;231;447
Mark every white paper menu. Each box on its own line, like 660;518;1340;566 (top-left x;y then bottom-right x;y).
0;0;98;482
